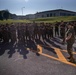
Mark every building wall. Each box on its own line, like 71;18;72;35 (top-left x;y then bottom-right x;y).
59;11;76;16
35;9;76;18
25;14;35;19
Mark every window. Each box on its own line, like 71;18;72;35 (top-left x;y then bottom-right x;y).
60;13;66;16
47;14;49;17
50;13;52;17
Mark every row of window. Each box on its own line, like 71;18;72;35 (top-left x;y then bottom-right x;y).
42;13;56;17
41;13;75;17
60;13;75;16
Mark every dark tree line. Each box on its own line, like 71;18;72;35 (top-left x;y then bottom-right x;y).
0;10;11;20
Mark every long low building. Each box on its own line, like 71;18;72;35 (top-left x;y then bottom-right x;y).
35;9;76;18
13;9;76;20
25;14;35;19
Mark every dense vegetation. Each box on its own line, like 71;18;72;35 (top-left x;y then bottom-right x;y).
0;10;11;20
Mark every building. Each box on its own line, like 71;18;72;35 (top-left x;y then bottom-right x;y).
35;9;76;18
25;14;35;19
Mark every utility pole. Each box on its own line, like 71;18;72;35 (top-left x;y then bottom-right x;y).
21;7;25;19
21;7;25;16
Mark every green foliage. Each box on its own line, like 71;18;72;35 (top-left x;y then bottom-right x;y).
3;10;10;20
0;11;3;20
0;10;12;20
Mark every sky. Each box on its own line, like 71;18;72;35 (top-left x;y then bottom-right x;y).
0;0;76;15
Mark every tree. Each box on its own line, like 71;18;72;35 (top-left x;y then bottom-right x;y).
3;10;10;20
0;11;3;20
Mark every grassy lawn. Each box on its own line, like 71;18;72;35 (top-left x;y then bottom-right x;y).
0;19;31;24
32;16;76;23
0;16;76;24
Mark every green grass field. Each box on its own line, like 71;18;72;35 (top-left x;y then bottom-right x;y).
0;19;31;24
32;16;76;23
0;16;76;24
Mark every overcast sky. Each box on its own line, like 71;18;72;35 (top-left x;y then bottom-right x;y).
0;0;76;15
